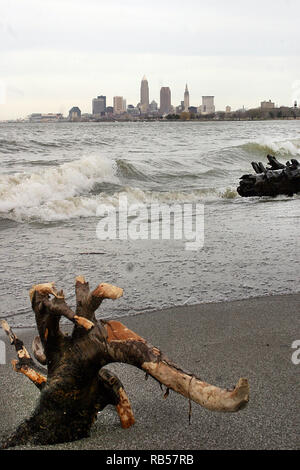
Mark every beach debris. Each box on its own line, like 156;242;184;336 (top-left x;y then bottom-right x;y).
237;155;300;197
0;276;249;448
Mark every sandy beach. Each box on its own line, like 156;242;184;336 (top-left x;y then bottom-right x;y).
0;293;298;450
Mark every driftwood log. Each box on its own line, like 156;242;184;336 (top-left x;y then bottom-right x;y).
237;154;300;197
1;278;249;448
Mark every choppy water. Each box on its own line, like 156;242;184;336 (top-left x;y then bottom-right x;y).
0;120;299;326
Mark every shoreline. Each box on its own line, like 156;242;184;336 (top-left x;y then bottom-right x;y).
0;293;299;450
3;291;300;330
2;117;300;124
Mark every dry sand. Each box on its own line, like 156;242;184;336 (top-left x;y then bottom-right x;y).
0;293;298;450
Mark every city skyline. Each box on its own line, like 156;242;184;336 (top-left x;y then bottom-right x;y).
95;80;216;117
41;80;217;119
1;0;300;120
2;71;299;120
5;75;300;121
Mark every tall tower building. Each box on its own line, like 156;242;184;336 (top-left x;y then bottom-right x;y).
160;87;171;114
140;75;149;113
184;84;190;111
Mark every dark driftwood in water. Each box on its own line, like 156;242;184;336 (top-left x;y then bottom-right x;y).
1;278;249;448
237;155;300;197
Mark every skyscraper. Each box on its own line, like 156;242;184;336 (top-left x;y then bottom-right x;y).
201;96;215;114
140;75;149;113
160;87;171;114
184;84;189;111
113;96;125;115
92;95;106;115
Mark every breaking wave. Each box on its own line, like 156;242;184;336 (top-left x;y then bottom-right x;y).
2;134;298;224
116;158;152;181
0;151;238;222
0;154;118;219
0;186;238;223
240;138;300;158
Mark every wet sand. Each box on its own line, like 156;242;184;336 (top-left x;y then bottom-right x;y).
0;293;298;450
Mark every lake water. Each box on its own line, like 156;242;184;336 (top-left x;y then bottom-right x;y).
0;120;299;326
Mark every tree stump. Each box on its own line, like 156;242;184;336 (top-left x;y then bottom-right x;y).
237;155;300;197
1;277;249;448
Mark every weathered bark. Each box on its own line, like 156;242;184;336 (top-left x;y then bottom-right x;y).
1;277;249;448
237;154;300;197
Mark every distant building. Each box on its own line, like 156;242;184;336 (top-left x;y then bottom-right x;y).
28;113;63;122
184;84;190;112
106;106;114;115
92;95;106;115
225;106;231;113
200;96;215;115
175;101;184;114
28;113;42;122
127;104;140;116
81;113;92;121
113;96;125;115
149;100;158;113
188;106;197;114
68;106;81;121
261;100;275;110
140;75;149;113
160;87;171;114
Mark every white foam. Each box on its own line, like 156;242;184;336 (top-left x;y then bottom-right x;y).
0;180;224;223
252;137;300;156
0;152;241;223
0;154;118;215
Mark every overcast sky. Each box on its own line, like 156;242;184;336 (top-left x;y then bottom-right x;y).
1;0;300;119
